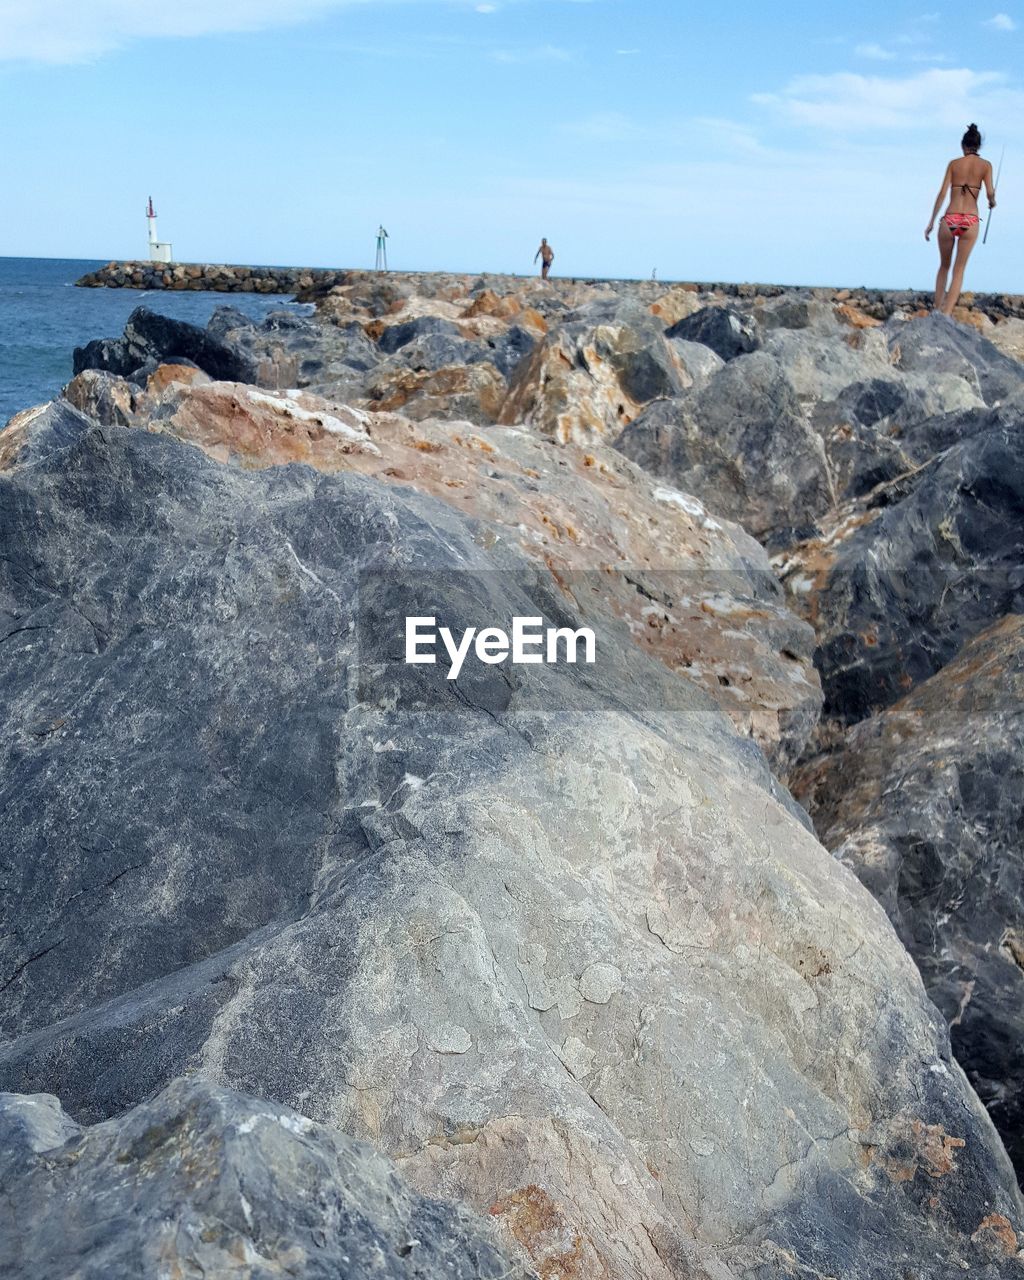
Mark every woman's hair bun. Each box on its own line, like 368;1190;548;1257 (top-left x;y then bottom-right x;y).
962;122;982;149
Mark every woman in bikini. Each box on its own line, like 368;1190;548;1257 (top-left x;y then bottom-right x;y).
925;123;996;316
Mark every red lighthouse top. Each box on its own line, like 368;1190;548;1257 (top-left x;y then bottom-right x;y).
146;197;156;218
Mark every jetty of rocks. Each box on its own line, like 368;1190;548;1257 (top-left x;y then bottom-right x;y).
3;269;1024;1279
76;260;1024;323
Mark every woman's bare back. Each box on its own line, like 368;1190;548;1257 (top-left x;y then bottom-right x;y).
946;155;992;214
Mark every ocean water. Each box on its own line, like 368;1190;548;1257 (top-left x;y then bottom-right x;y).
0;257;304;426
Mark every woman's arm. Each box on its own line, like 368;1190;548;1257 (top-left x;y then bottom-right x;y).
925;163;952;240
985;160;997;208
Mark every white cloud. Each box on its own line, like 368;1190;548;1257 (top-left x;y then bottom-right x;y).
855;42;896;60
984;12;1018;30
0;0;529;63
0;0;367;62
752;67;1024;133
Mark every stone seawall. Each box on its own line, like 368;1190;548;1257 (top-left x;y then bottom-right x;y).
76;261;1024;321
76;261;347;296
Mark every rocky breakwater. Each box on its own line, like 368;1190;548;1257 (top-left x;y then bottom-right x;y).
76;259;350;294
1;272;1024;1278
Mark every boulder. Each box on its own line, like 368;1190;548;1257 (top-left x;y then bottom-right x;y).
665;306;760;361
53;377;823;769
73;306;259;384
663;338;725;392
362;361;507;425
756;294;841;333
648;284;701;328
378;315;465;355
499;318;686;443
0;1078;527;1280
792;616;1024;1178
760;326;894;404
615;352;833;541
888;312;1024;406
214;310;383;395
777;422;1024;724
1;403;1022;1280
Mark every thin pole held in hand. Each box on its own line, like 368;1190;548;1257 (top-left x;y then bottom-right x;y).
983;147;1005;245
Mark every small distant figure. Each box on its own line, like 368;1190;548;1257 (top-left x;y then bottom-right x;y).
925;123;995;316
534;238;555;280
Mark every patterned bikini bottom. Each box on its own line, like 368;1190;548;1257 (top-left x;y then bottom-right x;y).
942;213;980;239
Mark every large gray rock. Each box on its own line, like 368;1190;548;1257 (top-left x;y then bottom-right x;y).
73;306;260;385
779;422;1024;724
614;351;832;540
56;374;825;771
793;616;1024;1179
665;306;760;361
0;1077;527;1279
808;378;985;501
888;312;1024;406
2;403;1023;1278
760;326;893;403
378;315;465;355
205;307;384;398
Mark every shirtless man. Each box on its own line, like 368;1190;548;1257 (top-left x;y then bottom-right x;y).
534;238;554;280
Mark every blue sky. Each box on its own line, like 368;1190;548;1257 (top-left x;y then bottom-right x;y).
1;1;1021;289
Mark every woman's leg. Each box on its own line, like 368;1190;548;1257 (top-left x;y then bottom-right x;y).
934;221;954;309
940;222;980;315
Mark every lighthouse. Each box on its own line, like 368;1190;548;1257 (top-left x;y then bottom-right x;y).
146;197;173;264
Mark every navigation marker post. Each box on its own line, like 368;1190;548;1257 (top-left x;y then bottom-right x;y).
375;225;389;272
146;197;173;263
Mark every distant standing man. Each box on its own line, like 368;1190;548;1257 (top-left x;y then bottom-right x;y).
535;238;554;280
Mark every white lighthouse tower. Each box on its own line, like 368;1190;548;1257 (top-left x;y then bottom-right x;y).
146;196;173;264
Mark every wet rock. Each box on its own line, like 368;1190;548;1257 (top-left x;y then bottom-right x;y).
792;616;1024;1178
0;1077;527;1280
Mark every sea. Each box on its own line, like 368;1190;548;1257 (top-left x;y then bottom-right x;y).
0;257;307;426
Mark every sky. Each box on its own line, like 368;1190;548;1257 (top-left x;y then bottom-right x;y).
1;0;1021;290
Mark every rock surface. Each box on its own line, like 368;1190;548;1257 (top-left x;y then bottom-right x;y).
2;385;1023;1280
0;1077;527;1279
776;419;1024;724
61;368;822;770
5;271;1024;1279
792;617;1024;1179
